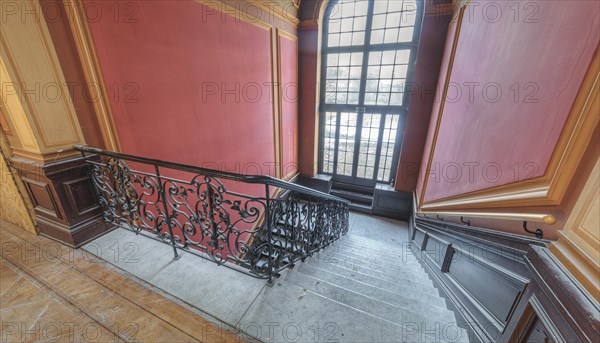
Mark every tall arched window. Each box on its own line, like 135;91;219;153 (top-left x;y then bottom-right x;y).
318;0;422;187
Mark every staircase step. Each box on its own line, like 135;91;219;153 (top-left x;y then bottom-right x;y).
335;241;415;261
240;280;449;343
331;189;374;205
318;249;426;275
307;256;434;287
349;203;372;214
331;182;375;195
341;235;409;252
330;246;424;270
294;264;448;309
298;261;439;297
284;270;456;323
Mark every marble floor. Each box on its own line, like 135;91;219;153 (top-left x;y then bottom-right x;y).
0;220;243;343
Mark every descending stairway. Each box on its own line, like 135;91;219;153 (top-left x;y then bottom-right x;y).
278;232;470;343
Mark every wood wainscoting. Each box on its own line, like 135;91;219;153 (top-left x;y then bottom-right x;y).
408;216;599;342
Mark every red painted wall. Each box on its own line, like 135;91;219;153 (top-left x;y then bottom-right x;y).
419;1;600;202
85;0;278;180
297;25;320;176
395;14;450;192
279;35;299;178
84;0;302;256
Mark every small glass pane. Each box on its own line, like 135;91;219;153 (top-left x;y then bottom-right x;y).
340;32;353;46
402;11;417;26
327;54;339;66
372;14;386;29
329;20;341;33
384;28;399;43
341;2;355;17
392;79;405;92
365;93;377;105
326;67;337;78
355;1;368;14
350;53;363;65
349;67;362;78
339;53;351;65
367;66;380;78
371;30;384;44
369;52;382;65
377;93;390;105
396;50;411;64
393;65;408;78
399;27;414;42
366;80;378;92
390;93;403;105
338;66;350;78
328;33;340;47
379;79;392;92
348;92;359;104
352;32;365;45
386;12;401;27
403;0;418;12
382;51;395;64
388;1;403;12
341;18;353;32
353;16;367;30
381;65;394;78
374;0;388;14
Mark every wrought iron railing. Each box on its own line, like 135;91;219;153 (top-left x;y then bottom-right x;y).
75;145;350;281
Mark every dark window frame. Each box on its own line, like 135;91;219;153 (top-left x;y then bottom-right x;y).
317;0;424;185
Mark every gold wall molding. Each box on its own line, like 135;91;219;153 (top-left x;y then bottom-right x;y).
277;28;299;180
549;157;600;302
418;0;600;211
420;45;600;211
269;27;282;178
63;0;121;152
418;4;465;207
0;0;85;162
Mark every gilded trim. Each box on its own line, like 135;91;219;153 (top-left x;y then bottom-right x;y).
418;5;465;208
414;193;556;225
420;45;600;211
64;0;122;152
277;29;299;180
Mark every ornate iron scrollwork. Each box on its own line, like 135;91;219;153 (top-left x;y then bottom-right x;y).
81;147;350;281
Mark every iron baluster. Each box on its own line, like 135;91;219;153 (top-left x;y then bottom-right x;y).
155;165;180;260
207;183;219;249
74;145;350;280
265;184;274;284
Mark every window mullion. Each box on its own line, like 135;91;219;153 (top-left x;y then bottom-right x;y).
356;0;375;108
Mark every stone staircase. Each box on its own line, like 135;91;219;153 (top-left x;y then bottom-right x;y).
264;232;470;343
82;212;470;343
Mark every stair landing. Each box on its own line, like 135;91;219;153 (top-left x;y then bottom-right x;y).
81;213;470;342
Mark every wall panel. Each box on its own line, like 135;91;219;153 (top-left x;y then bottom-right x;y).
417;1;600;211
81;0;299;197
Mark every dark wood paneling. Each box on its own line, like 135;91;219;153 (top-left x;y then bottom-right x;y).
12;155;113;247
372;187;411;220
22;177;60;219
411;216;600;343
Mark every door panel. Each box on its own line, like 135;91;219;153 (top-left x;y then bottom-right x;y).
324;111;401;185
335;112;358;176
357;113;382;180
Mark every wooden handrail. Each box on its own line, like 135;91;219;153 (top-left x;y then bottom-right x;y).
412;193;556;225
